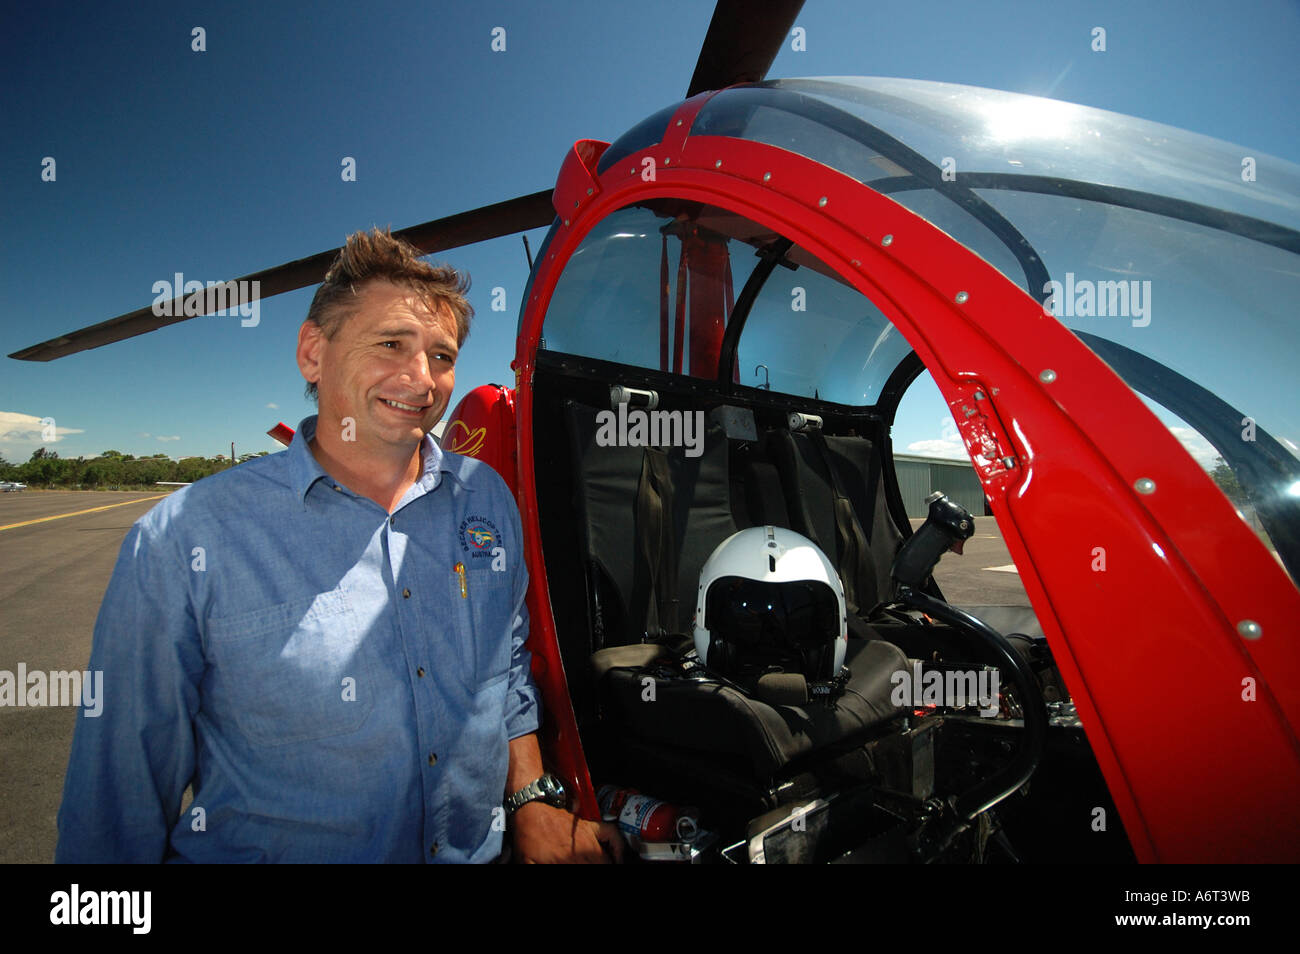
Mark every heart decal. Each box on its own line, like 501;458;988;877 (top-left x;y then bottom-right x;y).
444;419;487;458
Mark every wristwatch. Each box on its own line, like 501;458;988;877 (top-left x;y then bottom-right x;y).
505;773;567;815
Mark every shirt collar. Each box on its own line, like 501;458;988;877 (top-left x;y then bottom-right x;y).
289;415;468;505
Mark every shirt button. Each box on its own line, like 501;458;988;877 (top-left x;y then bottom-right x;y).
389;515;396;526
428;752;438;766
416;667;425;678
332;484;342;492
430;843;439;857
402;588;411;598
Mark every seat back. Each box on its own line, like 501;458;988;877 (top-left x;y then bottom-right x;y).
564;398;738;647
763;428;894;613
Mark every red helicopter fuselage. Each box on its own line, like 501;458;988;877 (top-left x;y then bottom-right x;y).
445;83;1300;863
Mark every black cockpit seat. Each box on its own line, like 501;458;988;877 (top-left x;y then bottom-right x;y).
565;395;909;789
564;397;739;648
591;635;907;780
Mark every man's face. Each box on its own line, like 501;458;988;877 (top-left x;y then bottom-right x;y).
298;280;459;452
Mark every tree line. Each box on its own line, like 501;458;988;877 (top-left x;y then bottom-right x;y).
0;448;270;490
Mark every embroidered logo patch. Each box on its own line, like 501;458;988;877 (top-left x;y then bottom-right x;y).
459;515;500;558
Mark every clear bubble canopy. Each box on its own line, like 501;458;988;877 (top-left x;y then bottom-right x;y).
551;78;1300;582
692;77;1300;233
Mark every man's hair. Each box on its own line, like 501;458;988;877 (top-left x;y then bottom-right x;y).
303;227;473;400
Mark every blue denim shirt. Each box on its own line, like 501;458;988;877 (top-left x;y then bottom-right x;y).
56;416;539;863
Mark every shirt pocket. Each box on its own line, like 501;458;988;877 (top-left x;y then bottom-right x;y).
204;589;376;747
446;566;514;691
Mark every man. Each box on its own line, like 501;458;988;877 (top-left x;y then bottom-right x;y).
56;228;619;862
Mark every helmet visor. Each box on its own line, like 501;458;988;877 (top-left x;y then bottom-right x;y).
704;576;840;669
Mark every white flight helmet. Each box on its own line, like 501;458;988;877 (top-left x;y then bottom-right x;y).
693;526;848;682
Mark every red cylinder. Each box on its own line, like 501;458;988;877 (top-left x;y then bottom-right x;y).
598;785;699;843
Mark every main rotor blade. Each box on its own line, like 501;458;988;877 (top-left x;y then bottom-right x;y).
10;189;555;362
687;0;806;97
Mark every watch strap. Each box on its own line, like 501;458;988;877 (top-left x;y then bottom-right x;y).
505;773;565;815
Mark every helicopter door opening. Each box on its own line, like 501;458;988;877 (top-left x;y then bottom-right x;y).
529;201;920;795
530;198;914;659
523;196;1134;861
885;363;1044;638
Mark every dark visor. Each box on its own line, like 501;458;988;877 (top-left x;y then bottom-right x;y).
704;577;839;653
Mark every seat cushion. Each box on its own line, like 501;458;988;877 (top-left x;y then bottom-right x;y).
593;637;908;779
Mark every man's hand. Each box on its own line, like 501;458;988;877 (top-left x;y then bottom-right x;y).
505;733;625;862
511;802;625;864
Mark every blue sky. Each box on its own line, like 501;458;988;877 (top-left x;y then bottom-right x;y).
3;0;1298;464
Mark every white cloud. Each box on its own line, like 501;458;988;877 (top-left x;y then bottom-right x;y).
266;402;279;410
1168;426;1220;471
905;438;967;459
906;415;966;460
157;435;181;442
0;410;84;446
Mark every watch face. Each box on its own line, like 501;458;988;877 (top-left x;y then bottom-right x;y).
539;774;567;806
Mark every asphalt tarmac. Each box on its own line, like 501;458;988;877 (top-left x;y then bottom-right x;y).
0;491;1029;864
914;516;1034;608
0;491;173;864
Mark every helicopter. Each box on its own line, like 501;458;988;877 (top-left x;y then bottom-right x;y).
13;1;1300;863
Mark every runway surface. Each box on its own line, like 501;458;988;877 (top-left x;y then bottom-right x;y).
0;491;175;864
911;516;1034;608
0;493;175;868
0;491;1028;864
